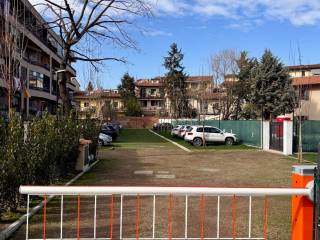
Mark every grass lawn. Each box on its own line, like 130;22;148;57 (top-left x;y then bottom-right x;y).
292;153;318;163
153;130;257;151
103;129;175;149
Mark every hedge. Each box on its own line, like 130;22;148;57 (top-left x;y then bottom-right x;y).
0;114;100;215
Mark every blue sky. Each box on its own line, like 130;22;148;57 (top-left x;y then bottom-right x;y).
73;0;320;90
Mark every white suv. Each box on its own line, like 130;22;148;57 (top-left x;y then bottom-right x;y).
184;126;238;146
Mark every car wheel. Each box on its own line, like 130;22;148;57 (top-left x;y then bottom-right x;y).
225;137;234;146
98;139;104;146
193;137;203;147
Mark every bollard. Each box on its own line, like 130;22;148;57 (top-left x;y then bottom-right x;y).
292;165;315;240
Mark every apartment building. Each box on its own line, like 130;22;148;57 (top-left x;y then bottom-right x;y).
135;77;165;116
74;89;124;120
287;64;320;120
0;0;78;118
134;76;218;117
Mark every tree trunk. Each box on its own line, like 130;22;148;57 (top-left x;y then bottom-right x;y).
58;64;72;114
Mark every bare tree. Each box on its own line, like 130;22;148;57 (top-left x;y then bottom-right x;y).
0;0;28;118
33;0;151;113
210;49;239;120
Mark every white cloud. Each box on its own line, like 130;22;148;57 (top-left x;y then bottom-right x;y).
143;29;173;37
149;0;320;27
30;0;320;29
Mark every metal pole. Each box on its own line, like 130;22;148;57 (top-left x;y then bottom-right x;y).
316;143;320;240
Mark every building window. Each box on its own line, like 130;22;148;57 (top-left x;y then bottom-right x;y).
151;100;157;106
113;101;119;109
29;70;50;92
142;101;147;107
150;89;156;95
52;80;57;95
302;71;305;77
301;87;309;100
140;88;146;98
84;102;89;107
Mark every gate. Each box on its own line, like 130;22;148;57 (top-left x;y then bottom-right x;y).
19;184;313;240
270;121;283;151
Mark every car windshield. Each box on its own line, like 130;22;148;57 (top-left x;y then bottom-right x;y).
108;125;116;131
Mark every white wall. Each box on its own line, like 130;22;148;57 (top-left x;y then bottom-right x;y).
283;120;293;155
262;121;270;151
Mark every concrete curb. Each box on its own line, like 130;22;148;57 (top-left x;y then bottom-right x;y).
149;129;192;153
0;160;100;240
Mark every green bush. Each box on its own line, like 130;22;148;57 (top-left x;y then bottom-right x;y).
79;118;101;158
0;114;98;215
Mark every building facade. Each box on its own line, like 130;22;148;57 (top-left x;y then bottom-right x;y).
135;78;164;116
74;89;124;120
0;0;78;119
134;76;218;117
287;64;320;120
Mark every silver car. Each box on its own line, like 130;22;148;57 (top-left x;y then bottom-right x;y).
98;133;112;146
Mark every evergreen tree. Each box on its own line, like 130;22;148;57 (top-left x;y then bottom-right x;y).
163;43;189;118
251;49;297;120
233;51;258;119
118;73;136;99
118;73;141;116
86;81;94;92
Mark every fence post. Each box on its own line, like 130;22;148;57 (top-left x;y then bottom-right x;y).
292;165;315;240
316;144;320;240
283;120;293;155
262;121;270;150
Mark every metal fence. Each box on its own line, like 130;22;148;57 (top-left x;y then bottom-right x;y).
19;185;311;240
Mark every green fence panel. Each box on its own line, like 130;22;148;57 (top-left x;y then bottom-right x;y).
172;119;261;147
301;120;320;152
219;120;261;147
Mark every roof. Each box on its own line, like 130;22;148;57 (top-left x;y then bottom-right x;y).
287;64;320;71
292;76;320;86
135;76;213;87
185;76;213;82
74;90;120;99
135;77;164;87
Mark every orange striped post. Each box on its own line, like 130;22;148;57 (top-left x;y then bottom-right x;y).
109;194;114;239
43;194;47;240
168;194;173;240
292;165;315;240
200;194;205;240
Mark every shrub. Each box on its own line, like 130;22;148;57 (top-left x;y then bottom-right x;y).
79;118;101;158
0;114;97;215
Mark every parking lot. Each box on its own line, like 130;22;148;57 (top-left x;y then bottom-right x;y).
11;129;305;239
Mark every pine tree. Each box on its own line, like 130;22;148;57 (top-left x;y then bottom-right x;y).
86;82;94;92
118;73;141;116
163;43;189;118
251;49;297;120
233;51;258;119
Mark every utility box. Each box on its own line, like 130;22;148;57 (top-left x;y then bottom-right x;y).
291;165;315;240
76;139;92;171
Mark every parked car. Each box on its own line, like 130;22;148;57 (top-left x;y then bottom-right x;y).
177;125;191;138
184;126;238;146
171;125;182;137
153;122;173;131
107;122;122;132
98;133;112;146
101;125;118;140
103;123;121;133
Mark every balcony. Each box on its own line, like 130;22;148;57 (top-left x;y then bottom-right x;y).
139;94;163;100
